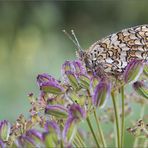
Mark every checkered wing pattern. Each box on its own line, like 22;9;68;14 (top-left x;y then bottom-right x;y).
85;25;148;75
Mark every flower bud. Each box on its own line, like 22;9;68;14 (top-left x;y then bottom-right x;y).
26;129;43;143
62;104;86;143
44;121;61;139
16;129;43;147
62;60;86;77
133;81;148;99
62;117;75;143
43;121;61;147
0;120;10;141
16;135;35;147
124;59;144;84
92;78;111;108
72;60;86;75
37;73;52;85
78;75;90;89
62;60;87;89
40;82;64;94
68;104;86;120
65;71;79;89
45;105;68;118
37;74;64;94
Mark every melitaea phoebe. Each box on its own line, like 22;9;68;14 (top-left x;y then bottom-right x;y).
64;25;148;77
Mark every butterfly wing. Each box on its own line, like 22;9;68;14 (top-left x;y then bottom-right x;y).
86;25;148;75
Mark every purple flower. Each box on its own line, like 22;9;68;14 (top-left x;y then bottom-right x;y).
62;61;72;75
78;74;90;89
45;105;68;118
15;129;43;147
62;104;86;143
0;120;10;141
68;104;86;120
37;73;54;85
16;135;35;147
62;117;75;141
72;60;86;75
44;121;61;139
124;59;144;84
62;60;86;77
65;71;79;89
92;78;111;108
62;60;88;89
26;129;43;141
37;74;64;94
42;121;61;147
133;81;148;99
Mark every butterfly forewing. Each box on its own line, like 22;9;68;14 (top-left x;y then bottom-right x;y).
85;25;148;76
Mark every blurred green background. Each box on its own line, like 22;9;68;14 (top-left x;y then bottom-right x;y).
0;0;147;128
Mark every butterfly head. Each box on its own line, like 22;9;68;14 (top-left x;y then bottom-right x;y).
76;50;96;73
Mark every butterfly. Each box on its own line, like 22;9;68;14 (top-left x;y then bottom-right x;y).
64;25;148;77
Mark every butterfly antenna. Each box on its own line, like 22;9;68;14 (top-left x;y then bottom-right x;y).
63;30;83;51
71;30;82;51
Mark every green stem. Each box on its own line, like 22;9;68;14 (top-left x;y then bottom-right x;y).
111;91;121;148
94;110;107;147
74;136;82;147
86;116;101;148
121;85;125;148
60;140;64;148
76;132;86;147
73;139;80;147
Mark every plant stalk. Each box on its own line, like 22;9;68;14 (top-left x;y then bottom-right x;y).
76;132;86;147
74;137;82;147
86;116;101;148
61;140;64;148
94;110;107;147
73;139;80;147
111;91;121;148
121;85;125;148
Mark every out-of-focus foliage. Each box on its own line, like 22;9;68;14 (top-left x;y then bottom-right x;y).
0;0;148;128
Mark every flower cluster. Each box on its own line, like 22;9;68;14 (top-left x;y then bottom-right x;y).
0;58;147;147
